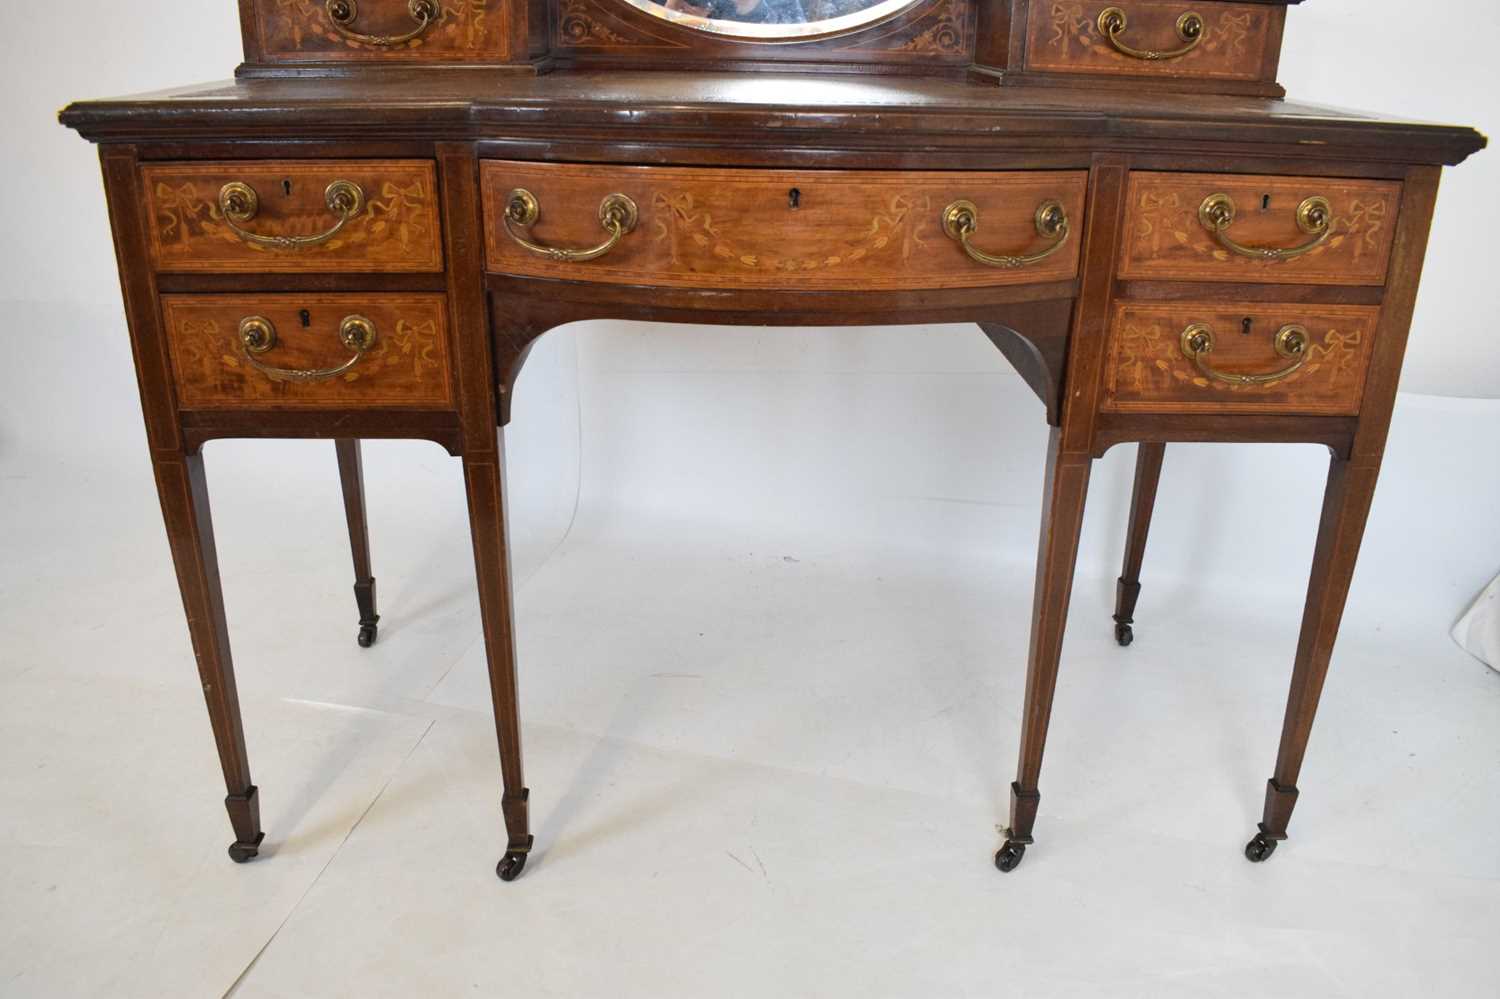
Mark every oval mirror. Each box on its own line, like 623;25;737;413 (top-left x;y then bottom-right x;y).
621;0;920;40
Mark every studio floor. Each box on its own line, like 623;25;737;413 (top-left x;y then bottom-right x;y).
5;448;1500;998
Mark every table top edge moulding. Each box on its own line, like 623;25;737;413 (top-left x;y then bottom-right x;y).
58;0;1487;884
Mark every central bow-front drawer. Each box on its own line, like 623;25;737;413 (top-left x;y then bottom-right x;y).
481;163;1090;291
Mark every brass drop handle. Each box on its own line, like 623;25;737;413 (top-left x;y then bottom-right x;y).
942;199;1071;269
218;180;365;250
1180;322;1309;386
238;314;378;383
1198;194;1334;262
503;188;640;263
324;0;437;46
1097;7;1205;61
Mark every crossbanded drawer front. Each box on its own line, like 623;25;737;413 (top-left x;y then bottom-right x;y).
1103;301;1380;415
161;294;453;409
1024;1;1281;81
1119;172;1401;286
143;161;443;273
249;0;511;62
481;163;1090;291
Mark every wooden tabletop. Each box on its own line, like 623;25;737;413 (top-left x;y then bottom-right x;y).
59;69;1486;165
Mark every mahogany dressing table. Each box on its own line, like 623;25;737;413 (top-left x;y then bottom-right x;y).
60;0;1485;881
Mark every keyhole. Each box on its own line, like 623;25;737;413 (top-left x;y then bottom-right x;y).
788;188;801;210
1261;194;1271;211
283;179;294;197
1241;317;1253;336
300;309;312;328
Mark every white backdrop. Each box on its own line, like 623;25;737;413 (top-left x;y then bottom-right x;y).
3;0;1498;635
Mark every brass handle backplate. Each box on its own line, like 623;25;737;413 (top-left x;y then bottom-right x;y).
1097;7;1205;61
238;315;378;383
219;180;365;251
942;199;1071;269
503;188;640;263
1180;322;1309;386
1198;193;1333;262
325;0;437;46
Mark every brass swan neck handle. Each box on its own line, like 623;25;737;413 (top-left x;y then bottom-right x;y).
502;189;640;263
1180;323;1309;387
1097;7;1205;61
1198;193;1334;263
324;0;438;47
942;199;1071;270
238;315;378;383
218;180;365;251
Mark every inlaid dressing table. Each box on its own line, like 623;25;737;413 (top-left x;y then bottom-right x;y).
60;0;1484;881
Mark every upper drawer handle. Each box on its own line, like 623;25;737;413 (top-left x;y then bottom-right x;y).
503;188;640;263
238;314;378;383
1198;193;1333;262
218;180;365;251
1097;7;1205;61
1180;322;1309;386
324;0;437;47
942;199;1071;269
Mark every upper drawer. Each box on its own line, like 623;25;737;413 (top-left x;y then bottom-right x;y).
247;0;510;62
1021;1;1286;84
143;161;443;274
1119;172;1402;286
481;163;1090;291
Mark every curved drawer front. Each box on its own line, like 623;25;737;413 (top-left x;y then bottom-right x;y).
1024;1;1281;81
1103;301;1380;415
162;294;453;409
249;0;510;62
1120;172;1401;286
143;161;443;273
481;163;1090;291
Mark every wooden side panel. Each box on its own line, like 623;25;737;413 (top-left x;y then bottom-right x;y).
249;0;515;62
162;294;454;409
143;161;444;274
1119;173;1402;286
1103;301;1379;415
1023;1;1278;81
482;163;1089;290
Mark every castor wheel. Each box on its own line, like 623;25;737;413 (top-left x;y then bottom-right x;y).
1115;622;1134;647
496;850;529;882
1244;832;1279;863
994;840;1027;873
227;835;264;864
357;622;378;648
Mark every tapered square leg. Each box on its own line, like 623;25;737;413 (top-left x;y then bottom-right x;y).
1113;442;1165;648
1246;456;1379;863
998;428;1093;873
335;439;380;648
462;433;533;882
152;451;263;863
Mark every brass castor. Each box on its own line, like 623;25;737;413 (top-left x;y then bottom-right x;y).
496;850;529;882
994;840;1027;873
1244;832;1278;863
1115;621;1134;647
357;622;378;648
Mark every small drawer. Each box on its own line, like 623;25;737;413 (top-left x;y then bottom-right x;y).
248;0;509;62
161;294;453;409
1022;1;1285;83
1119;172;1401;286
481;162;1090;291
143;161;443;274
1102;301;1380;415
